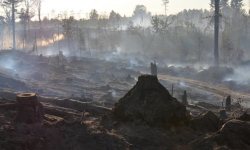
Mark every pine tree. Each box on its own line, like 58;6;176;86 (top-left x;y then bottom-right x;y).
231;0;244;12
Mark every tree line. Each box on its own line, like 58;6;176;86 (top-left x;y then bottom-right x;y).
0;0;249;66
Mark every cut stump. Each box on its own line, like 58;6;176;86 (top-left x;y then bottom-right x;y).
15;93;44;124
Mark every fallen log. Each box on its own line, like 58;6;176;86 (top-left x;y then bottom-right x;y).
0;91;111;115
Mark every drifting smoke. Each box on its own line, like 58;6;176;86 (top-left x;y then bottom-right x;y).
179;81;187;88
44;47;59;56
224;66;250;85
1;58;16;70
0;54;19;71
111;89;117;97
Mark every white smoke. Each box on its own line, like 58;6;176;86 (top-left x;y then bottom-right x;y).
112;89;117;97
179;81;187;88
224;66;250;85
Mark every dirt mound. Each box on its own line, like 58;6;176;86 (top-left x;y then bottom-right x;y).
191;119;250;150
189;111;222;132
113;75;189;127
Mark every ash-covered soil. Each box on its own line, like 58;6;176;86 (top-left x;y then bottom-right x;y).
0;50;250;150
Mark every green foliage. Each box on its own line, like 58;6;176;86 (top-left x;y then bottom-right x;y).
109;10;121;23
90;9;99;21
132;5;151;20
151;15;172;34
231;0;244;12
61;16;76;50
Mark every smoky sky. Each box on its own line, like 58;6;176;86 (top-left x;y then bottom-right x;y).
41;0;249;19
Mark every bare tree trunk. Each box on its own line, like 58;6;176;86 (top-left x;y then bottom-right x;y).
214;0;220;66
27;3;31;32
38;1;42;27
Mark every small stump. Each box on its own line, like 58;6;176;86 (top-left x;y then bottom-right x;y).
15;93;44;124
220;109;228;119
15;73;20;79
182;90;188;106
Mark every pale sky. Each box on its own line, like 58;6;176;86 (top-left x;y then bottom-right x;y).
42;0;250;19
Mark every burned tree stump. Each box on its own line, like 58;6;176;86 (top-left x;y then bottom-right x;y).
15;73;20;79
150;63;154;75
226;95;231;111
150;61;157;76
39;54;43;61
114;75;189;127
182;90;188;106
220;110;228;119
15;93;44;124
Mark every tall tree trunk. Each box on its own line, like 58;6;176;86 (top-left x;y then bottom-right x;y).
12;1;16;50
38;1;42;27
27;4;31;32
214;0;220;66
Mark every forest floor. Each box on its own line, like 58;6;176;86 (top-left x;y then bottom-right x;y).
0;50;249;150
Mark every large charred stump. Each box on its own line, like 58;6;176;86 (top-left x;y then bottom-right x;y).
114;75;189;127
15;93;44;124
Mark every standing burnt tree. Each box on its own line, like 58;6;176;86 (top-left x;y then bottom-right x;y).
61;14;76;52
162;0;169;16
214;0;220;66
36;0;43;27
2;0;23;50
